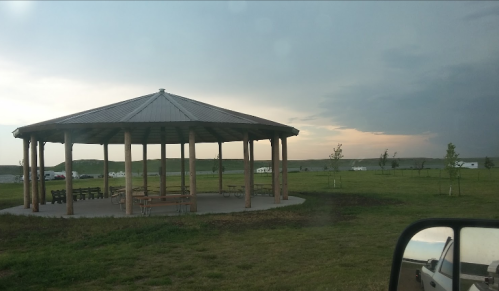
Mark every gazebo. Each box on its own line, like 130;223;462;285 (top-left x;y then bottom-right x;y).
13;89;299;215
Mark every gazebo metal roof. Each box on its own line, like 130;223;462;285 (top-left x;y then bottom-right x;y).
13;89;299;144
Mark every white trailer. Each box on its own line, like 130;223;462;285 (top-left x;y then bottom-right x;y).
256;167;272;173
456;161;478;169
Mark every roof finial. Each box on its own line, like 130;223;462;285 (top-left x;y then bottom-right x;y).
159;88;165;93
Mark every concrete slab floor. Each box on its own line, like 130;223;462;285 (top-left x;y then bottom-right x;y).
0;193;305;218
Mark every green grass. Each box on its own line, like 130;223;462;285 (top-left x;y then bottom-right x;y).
0;169;498;290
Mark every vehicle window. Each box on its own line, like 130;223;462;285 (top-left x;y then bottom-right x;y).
439;243;453;278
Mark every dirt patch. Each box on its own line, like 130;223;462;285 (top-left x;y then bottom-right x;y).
0;269;13;279
204;192;401;231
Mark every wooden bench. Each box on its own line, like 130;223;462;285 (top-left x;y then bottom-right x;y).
87;187;104;199
51;190;77;204
51;190;66;204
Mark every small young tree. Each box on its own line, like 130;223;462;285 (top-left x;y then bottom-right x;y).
329;143;344;188
379;149;388;174
484;156;494;178
414;159;426;177
444;143;459;196
211;155;219;177
329;143;344;172
391;152;400;170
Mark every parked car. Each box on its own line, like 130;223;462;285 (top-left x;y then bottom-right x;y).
79;174;93;179
54;175;65;180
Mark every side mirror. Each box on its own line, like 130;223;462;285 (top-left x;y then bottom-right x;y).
389;218;499;291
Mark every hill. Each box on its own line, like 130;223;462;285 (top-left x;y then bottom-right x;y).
0;157;494;176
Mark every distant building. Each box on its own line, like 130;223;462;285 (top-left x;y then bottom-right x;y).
351;167;367;171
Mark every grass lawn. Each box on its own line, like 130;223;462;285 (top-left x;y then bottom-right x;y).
0;168;497;290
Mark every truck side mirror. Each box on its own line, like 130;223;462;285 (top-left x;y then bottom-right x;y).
389;219;499;291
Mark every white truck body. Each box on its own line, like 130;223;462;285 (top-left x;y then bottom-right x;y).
420;239;453;291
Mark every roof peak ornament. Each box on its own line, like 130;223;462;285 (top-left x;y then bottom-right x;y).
159;88;165;92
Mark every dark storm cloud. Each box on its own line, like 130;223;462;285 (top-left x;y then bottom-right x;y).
464;5;499;21
382;47;428;70
320;58;499;157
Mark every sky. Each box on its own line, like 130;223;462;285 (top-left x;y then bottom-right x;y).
1;1;498;166
403;227;453;261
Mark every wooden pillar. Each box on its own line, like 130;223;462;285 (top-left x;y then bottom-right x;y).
65;131;74;215
143;143;147;195
124;129;133;215
30;135;39;212
218;141;223;194
189;129;197;212
23;138;30;208
180;143;185;194
271;139;274;196
39;141;46;204
243;133;251;208
103;144;109;198
249;139;254;197
160;129;166;196
273;132;280;204
282;137;288;200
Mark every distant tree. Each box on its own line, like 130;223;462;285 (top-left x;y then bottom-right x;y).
391;152;400;169
444;143;460;196
378;149;389;174
19;160;23;175
210;154;225;176
329;143;344;173
329;143;344;188
18;160;23;183
484;156;494;178
414;159;426;177
211;155;219;177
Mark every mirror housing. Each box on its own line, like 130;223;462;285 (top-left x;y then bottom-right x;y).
389;218;499;291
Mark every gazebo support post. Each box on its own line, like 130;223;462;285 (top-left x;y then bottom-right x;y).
180;143;185;194
282;137;288;200
249;139;254;197
160;129;166;196
39;141;46;204
31;135;39;212
143;143;147;195
189;129;197;212
243;132;251;208
103;144;109;198
65;131;74;215
23;138;30;208
124;129;133;215
218;141;222;194
273;132;280;204
271;139;274;196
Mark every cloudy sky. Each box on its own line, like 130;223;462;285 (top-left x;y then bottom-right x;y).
1;1;498;166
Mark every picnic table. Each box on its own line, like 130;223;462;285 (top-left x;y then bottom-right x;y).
135;195;192;216
223;185;237;197
254;184;273;196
